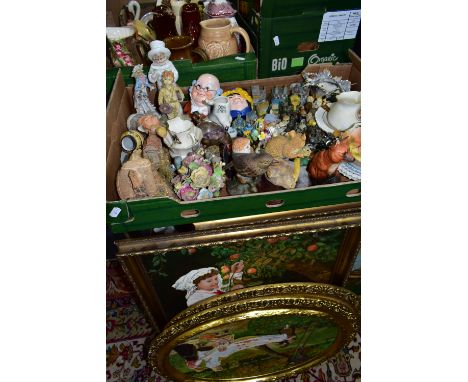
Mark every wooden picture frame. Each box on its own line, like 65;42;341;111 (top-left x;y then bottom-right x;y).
116;204;360;330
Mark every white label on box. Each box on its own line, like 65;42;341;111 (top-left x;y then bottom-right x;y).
273;36;280;46
318;10;361;42
109;207;121;218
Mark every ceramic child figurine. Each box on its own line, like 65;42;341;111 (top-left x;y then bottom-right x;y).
131;64;158;115
157;70;184;120
147;40;179;89
184;73;222;117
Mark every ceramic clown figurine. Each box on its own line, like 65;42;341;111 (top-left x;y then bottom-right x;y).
184;73;222;117
147;40;179;89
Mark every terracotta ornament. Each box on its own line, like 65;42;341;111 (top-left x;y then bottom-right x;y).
116;149;176;200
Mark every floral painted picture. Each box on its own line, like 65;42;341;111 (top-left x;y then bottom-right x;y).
167;314;339;379
142;230;345;320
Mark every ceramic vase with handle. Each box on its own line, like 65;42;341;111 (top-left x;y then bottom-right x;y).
198;18;251;60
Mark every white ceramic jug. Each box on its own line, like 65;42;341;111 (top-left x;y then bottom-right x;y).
326;91;361;131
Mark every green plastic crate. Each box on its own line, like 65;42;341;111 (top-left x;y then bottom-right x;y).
106;52;257;99
237;0;360;78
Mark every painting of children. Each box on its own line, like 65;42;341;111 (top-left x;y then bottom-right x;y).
172;262;244;306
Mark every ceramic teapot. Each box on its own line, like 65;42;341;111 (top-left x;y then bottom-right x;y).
198;18;251;60
326;91;361;132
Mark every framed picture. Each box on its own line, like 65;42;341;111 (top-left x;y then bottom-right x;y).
116;205;360;330
147;284;360;382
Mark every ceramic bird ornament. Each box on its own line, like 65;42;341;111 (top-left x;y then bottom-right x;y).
227;137;274;194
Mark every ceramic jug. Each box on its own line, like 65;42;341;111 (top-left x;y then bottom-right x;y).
198;18;251;60
326;91;361;132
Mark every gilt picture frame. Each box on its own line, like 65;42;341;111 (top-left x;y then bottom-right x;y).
116;205;360;330
148;284;360;382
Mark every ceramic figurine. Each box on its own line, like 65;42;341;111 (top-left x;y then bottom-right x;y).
251;84;266;105
131;64;158;115
184;73;222;117
158;70;184;119
147;40;179;89
205;0;237;18
232;114;246;136
256;100;269;117
222;88;253;119
307;137;355;180
264;131;310;159
265;159;297;189
116;149;176;200
138;115;174;181
199;120;232;148
207;96;232;129
157;116;203;159
302;70;351;100
228;137;274;194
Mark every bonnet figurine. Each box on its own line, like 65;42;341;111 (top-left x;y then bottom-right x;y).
131;64;158;115
147;40;179;89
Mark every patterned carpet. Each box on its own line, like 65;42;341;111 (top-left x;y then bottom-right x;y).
106;259;361;382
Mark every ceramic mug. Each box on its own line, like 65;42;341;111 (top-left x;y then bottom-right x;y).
198;18;252;60
106;26;144;67
163;35;209;62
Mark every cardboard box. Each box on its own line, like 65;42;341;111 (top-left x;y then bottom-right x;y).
106;55;361;233
236;0;361;78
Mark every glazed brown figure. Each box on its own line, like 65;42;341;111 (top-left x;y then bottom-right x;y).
307;138;354;180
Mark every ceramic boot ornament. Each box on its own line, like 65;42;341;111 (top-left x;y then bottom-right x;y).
207;96;232;130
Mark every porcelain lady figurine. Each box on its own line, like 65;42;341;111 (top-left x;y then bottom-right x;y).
158;70;184;119
157;116;203;159
131;64;158;115
147;40;179;89
184;73;222;117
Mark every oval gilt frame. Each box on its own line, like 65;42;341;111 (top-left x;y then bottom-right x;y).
148;285;359;382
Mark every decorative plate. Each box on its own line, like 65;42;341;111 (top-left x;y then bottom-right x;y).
338;161;361;181
148;284;359;382
315;107;335;134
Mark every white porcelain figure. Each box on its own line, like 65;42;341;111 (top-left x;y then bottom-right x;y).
147;40;179;89
162;117;203;159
